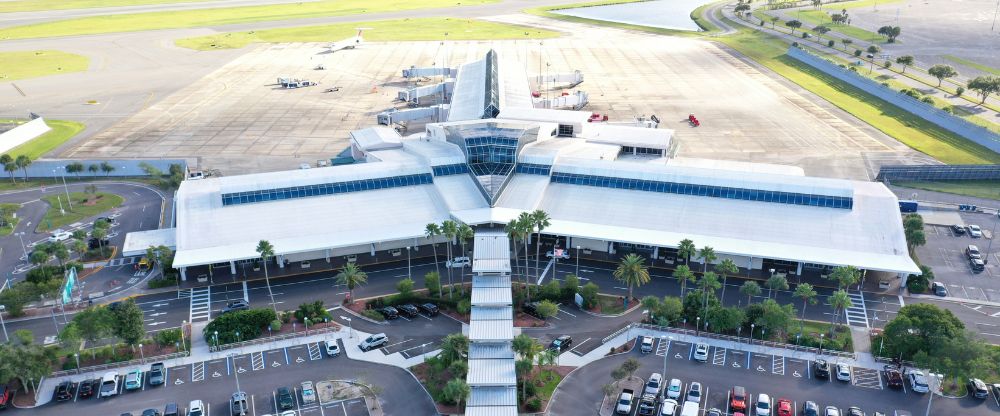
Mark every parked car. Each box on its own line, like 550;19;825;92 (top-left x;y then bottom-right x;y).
325;340;341;357
685;382;701;403
969;378;989;399
776;398;792;416
124;369;143;391
0;385;9;409
100;372;119;398
378;306;399;319
230;391;249;416
706;409;723;416
77;379;98;399
993;384;1000;400
644;373;662;396
550;335;573;353
546;250;570;259
969;225;983;238
730;386;747;412
883;365;904;389
88;238;110;249
53;381;76;401
952;224;966;235
665;378;682;400
836;363;852;382
359;333;388;351
446;257;470;268
660;398;679;416
640;336;654;354
971;258;986;272
221;300;249;314
814;359;830;379
846;407;863;416
276;387;294;411
931;281;948;297
187;400;205;416
802;401;819;416
523;302;545;319
163;402;179;416
755;393;771;416
148;363;165;386
397;304;419;318
301;381;316;404
908;370;930;393
693;343;709;362
142;409;161;416
967;245;982;259
825;406;841;416
418;303;439;316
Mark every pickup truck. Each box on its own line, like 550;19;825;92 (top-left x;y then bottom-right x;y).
616;389;635;414
637;393;657;415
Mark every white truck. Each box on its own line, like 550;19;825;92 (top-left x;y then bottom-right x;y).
616;389;635;414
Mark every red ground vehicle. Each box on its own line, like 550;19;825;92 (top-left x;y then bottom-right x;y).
776;398;793;416
730;386;747;412
688;113;700;127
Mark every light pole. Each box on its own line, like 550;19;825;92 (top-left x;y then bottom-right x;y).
343;316;354;338
235;331;241;343
230;353;243;392
213;330;219;349
819;333;825;355
74;353;81;374
55;169;72;210
0;305;7;343
406;246;411;279
992;0;999;32
660;335;671;377
181;320;187;351
924;372;944;416
984;212;999;264
15;232;27;264
304;317;310;334
138;343;145;361
750;323;756;344
696;316;701;336
575;246;580;276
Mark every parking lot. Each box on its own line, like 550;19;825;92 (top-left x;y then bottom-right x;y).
330;306;460;360
916;214;1000;302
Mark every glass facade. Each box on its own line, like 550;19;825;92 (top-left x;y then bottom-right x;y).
432;164;469;176
550;172;853;209
515;163;552;175
221;173;434;206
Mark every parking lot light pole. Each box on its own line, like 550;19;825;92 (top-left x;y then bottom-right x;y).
138;343;145;361
819;333;825;355
696;317;701;336
0;305;7;343
661;335;670;376
15;232;27;264
74;353;80;374
230;353;243;392
750;323;755;345
213;331;219;349
181;320;186;351
985;212;1000;264
406;246;411;279
55;169;72;210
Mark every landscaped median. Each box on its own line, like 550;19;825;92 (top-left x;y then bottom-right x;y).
174;17;559;51
0;50;89;81
39;191;124;231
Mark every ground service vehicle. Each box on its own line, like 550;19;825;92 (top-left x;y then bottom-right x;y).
884;365;903;389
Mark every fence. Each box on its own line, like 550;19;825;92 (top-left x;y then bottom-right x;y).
632;322;856;359
786;47;1000;155
51;350;190;378
209;325;339;352
876;164;1000;181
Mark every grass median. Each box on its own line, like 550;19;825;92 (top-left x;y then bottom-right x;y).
4;119;85;159
0;203;21;237
0;50;89;81
175;17;559;50
0;0;497;40
893;180;1000;201
39;192;124;231
944;55;1000;76
0;0;216;13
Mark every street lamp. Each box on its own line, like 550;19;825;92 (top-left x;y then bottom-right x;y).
660;335;674;377
696;316;701;336
74;353;80;374
181;320;187;351
54;168;72;210
138;343;145;361
304;317;310;334
0;304;7;343
984;212;1000;264
230;353;243;393
213;330;219;349
15;232;27;264
343;316;354;339
235;331;241;343
819;333;825;355
406;246;412;279
575;246;581;276
924;372;944;416
750;323;756;345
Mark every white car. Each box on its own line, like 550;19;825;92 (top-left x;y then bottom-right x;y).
665;378;682;400
969;225;983;238
835;363;851;382
48;230;71;242
325;340;340;357
546;250;570;259
685;381;701;403
660;398;679;416
299;163;311;170
300;381;316;404
755;393;771;416
359;333;388;351
640;336;654;354
824;406;841;416
908;370;930;393
446;257;470;268
693;343;709;362
645;372;662;396
187;400;204;416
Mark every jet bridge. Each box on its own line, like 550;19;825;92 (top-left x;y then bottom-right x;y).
397;80;455;103
402;66;457;78
533;90;589;110
534;70;584;88
377;105;450;125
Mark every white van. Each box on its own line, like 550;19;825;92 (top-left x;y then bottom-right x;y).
680;401;699;416
99;372;118;398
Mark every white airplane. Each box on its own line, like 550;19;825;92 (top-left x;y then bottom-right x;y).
326;29;365;52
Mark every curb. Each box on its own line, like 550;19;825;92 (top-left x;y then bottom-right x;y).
340;305;389;326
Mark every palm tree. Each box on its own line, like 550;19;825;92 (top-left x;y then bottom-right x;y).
739;280;761;307
613;253;650;300
439;333;469;364
424;223;442;278
698;272;721;322
255;240;278;312
100;161;115;177
827;289;852;337
4;163;16;184
715;258;739;300
441;220;458;298
336;262;368;302
531;209;551;283
88;164;99;176
72;240;87;260
828;265;860;290
505;221;521;283
456;223;474;294
793;283;818;335
765;274;789;299
516;212;534;301
673;264;696;297
697;246;717;273
14;155;31;181
538;348;558;373
677;239;696;265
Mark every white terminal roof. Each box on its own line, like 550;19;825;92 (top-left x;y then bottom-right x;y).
472;231;512;274
122;228;176;257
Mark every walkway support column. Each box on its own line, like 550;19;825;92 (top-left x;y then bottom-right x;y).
180;267;187;281
230;261;236;275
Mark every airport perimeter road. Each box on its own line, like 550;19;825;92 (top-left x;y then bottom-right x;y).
549;340;998;416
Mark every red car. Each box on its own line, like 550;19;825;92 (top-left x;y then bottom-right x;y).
777;398;793;416
730;386;747;411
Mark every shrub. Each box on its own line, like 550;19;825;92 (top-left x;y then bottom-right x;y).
921;96;935;105
540;280;561;301
147;276;177;289
956;86;966;96
854;49;862;57
791;42;799;47
361;309;385;321
801;32;809;38
456;299;471;315
827;40;835;47
580;282;600;309
295;300;331;323
203;308;277;344
523;379;538;398
154;328;182;347
280;311;293;324
269;319;282;332
525;397;542;411
881;82;890;87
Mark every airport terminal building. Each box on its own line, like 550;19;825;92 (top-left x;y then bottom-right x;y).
129;50;920;281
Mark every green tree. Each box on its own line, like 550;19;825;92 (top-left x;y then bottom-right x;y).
563;274;580;299
614;253;650;300
515;358;533;401
530;209;551;284
734;3;750;16
73;306;114;343
424;271;441;298
826;289;853;336
72;239;87;260
697;246;717;273
677;239;696;265
877;25;901;42
0;154;10;167
814;25;831;37
441;220;458;298
792;283;818;334
396;277;414;299
65;162;84;179
903;213;926;253
967;75;1000;105
641;296;661;322
756;298;795;339
683;290;719;324
620;358;641;381
336;262;368;302
87;164;99;176
882;303;965;360
715;258;739;298
673;264;696;296
29;249;49;267
740;280;761;307
442;378;470;406
656;296;684;326
540;279;561;301
3;163;16;184
928;64;958;87
456;223;474;291
765;274;788;299
535;300;559;319
579;282;599;309
895;55;914;74
255;240;278;311
99;161;115;177
785;19;803;34
111;299;144;346
770;15;780;28
866;44;880;55
828;265;861;290
906;265;934;293
707;306;745;333
14;155;30;181
439;333;469;365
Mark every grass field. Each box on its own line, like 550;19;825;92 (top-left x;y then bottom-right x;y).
776;9;884;44
39;192;124;231
4;119;85;160
893;180;1000;201
0;0;216;13
0;0;497;40
0;203;21;237
175;17;559;50
944;55;1000;76
715;17;1000;164
821;0;904;10
0;50;88;81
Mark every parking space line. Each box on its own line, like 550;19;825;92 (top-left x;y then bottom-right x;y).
688;343;694;361
712;347;726;366
192;362;204;382
772;355;784;375
285;347;290;365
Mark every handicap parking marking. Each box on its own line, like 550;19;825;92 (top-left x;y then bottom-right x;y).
788;358;809;379
205;359;228;380
251;351;265;371
191;362;205;382
728;350;745;369
264;349;285;368
668;341;690;360
749;353;772;374
711;346;727;366
307;342;323;360
852;367;883;390
170;365;191;386
772;355;785;375
229;353;251;374
287;344;311;364
655;337;669;357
